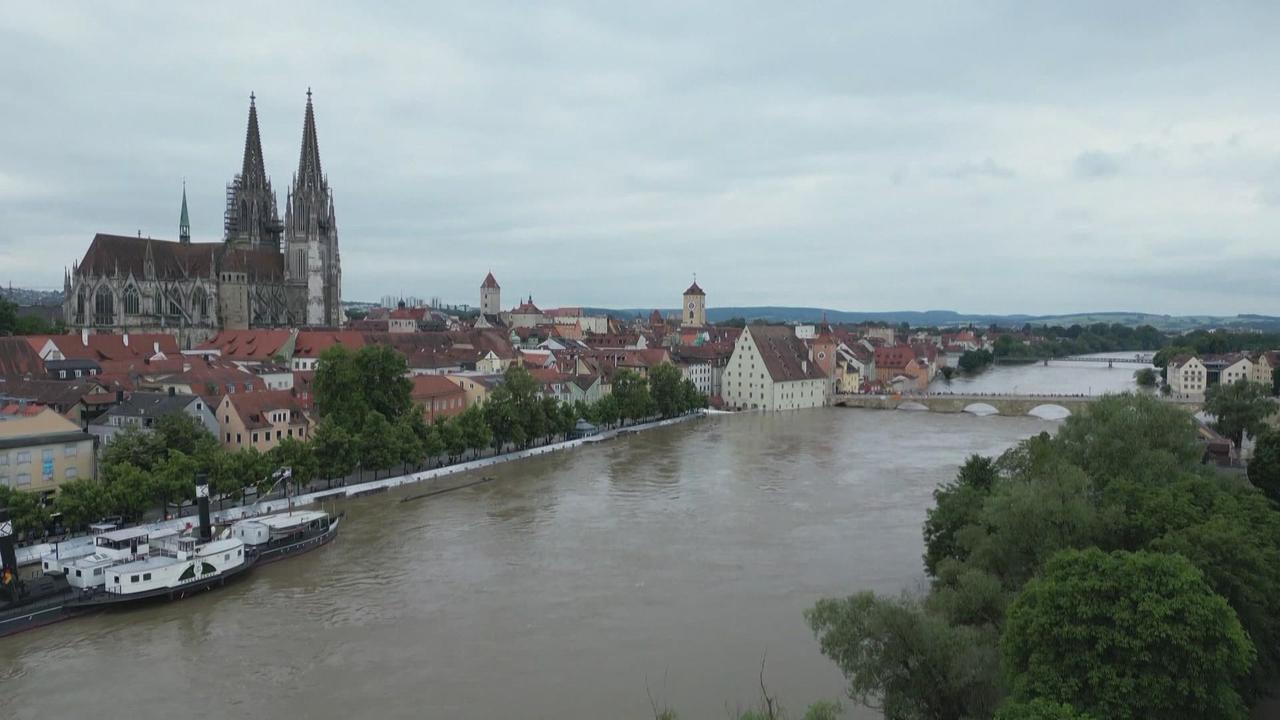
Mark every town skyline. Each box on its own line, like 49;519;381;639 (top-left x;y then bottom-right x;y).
4;4;1280;316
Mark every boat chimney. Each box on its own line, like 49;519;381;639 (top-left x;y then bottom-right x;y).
0;507;19;601
195;473;212;543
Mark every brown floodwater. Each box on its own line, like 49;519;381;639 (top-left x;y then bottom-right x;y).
1;409;1052;719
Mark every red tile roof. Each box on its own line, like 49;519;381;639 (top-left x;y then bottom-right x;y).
198;329;294;361
875;345;918;371
0;337;44;378
224;390;304;430
481;272;500;289
293;330;367;358
411;374;468;401
746;326;826;382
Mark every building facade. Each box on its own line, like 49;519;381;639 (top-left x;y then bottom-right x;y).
63;92;342;348
721;326;830;411
1167;356;1207;400
0;407;96;500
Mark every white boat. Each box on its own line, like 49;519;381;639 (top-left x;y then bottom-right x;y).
232;509;342;565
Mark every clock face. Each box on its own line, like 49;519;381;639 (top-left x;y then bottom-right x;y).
688;302;695;309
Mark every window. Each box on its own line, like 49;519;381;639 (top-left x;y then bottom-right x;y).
42;449;53;479
0;453;6;466
94;567;102;576
192;288;208;322
224;553;230;561
276;430;282;440
130;575;139;583
114;576;119;584
143;573;151;581
75;288;86;322
153;293;163;315
252;432;259;443
226;433;231;443
169;296;182;316
94;286;114;324
236;433;241;444
17;451;30;464
124;286;140;315
64;467;78;479
75;570;82;577
64;444;77;457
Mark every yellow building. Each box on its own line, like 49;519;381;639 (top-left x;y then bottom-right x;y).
216;390;310;452
0;406;97;500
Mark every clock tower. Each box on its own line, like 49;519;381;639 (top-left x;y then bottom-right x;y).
682;279;706;327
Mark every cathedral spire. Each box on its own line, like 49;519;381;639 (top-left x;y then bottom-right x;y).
241;92;267;186
297;88;323;188
179;180;191;244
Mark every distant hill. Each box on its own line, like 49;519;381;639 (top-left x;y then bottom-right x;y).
588;307;1280;332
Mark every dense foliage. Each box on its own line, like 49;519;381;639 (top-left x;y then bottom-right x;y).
807;393;1280;718
1204;379;1274;446
957;349;994;373
0;296;64;336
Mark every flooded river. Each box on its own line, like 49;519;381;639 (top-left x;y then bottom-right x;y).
0;409;1053;719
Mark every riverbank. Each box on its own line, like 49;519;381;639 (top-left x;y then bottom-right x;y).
16;412;705;566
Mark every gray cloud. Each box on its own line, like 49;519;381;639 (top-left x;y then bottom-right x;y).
2;2;1280;315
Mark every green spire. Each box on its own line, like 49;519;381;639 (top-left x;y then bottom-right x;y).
179;180;191;244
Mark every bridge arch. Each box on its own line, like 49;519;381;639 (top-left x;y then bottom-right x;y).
963;403;999;417
897;401;928;412
1028;404;1071;420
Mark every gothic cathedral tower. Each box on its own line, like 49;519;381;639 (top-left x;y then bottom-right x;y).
225;94;283;249
284;89;342;327
682;280;706;327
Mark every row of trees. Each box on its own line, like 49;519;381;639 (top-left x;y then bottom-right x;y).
804;393;1280;718
0;296;64;336
3;348;708;535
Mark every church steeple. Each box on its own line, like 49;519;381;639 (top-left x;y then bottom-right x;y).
284;88;341;328
225;92;282;249
179;181;191;244
297;88;323;189
241;92;267;187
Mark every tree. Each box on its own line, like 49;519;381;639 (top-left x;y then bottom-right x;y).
0;486;49;535
1205;379;1274;447
54;478;112;529
457;405;492;457
958;349;994;373
1133;367;1157;388
995;700;1093;720
355;344;413;421
358;411;399;478
311;417;357;482
208;448;269;503
1273;366;1280;397
648;362;685;418
612;370;651;423
153;412;219;458
592;394;620;428
100;426;165;472
557;401;578;440
1248;429;1280;504
1002;548;1253;720
1052;393;1200;490
313;345;368;429
152;450;200;516
805;591;1001;720
436;417;466;461
923;454;997;576
268;437;319;495
100;461;153;521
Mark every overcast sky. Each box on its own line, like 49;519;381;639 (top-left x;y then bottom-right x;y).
2;3;1279;315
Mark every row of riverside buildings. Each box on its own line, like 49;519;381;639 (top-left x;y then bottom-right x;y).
1166;351;1280;401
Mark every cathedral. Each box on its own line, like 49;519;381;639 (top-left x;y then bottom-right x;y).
62;91;343;347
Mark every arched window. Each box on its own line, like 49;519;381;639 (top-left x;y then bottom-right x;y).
192;287;208;322
169;295;182;317
153;292;163;315
94;286;114;325
75;289;85;323
123;286;140;315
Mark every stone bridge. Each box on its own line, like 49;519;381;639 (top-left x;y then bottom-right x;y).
833;393;1200;419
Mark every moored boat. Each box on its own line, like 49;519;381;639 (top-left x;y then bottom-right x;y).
65;475;254;608
232;509;343;565
0;508;81;638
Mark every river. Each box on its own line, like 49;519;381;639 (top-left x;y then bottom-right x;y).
931;350;1155;396
0;408;1056;719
